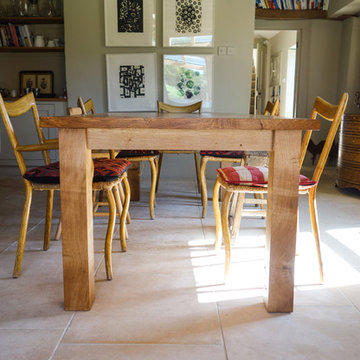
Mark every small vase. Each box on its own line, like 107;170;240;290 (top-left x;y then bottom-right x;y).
43;0;56;16
28;0;39;16
18;0;28;16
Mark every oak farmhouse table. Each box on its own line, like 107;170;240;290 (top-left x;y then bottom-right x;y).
40;112;320;313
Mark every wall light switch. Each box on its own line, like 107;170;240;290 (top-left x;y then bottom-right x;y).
218;47;227;56
227;47;235;56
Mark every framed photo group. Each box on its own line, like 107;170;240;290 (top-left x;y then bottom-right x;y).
19;71;54;97
104;0;214;111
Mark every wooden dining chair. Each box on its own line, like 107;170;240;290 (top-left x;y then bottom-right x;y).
0;93;131;280
156;100;203;193
74;100;130;221
68;106;131;228
77;96;159;219
212;93;348;279
200;99;280;218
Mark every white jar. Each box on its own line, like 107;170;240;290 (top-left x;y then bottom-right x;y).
34;35;45;47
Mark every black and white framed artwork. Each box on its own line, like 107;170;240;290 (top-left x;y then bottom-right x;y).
163;0;213;47
117;0;144;33
106;53;157;111
104;0;156;46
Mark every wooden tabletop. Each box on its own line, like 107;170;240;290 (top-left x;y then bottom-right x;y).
40;112;320;131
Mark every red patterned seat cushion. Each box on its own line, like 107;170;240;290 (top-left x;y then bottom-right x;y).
217;166;317;189
200;150;245;159
23;159;131;184
116;150;159;158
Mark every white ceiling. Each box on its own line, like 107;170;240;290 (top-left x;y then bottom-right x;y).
329;0;360;17
254;30;280;40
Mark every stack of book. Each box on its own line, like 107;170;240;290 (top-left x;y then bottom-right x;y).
256;0;329;9
0;24;33;47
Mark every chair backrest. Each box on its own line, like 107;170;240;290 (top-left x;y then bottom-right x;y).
67;106;83;116
263;99;280;116
0;93;51;176
72;101;115;159
300;93;348;183
157;100;202;114
78;97;95;114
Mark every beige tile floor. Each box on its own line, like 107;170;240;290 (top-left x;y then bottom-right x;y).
0;165;360;360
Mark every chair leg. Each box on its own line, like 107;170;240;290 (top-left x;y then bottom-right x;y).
98;190;104;203
155;152;163;193
54;219;62;240
259;193;265;210
118;182;131;224
113;184;128;245
212;179;222;250
154;156;158;207
308;189;324;282
230;192;245;244
13;182;32;278
200;156;209;218
194;152;201;193
43;190;54;251
121;177;131;250
148;158;157;220
104;189;116;281
229;192;239;218
221;190;233;279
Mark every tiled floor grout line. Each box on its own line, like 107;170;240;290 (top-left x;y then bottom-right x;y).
337;287;360;314
199;179;229;360
47;312;76;360
216;302;229;360
0;213;50;255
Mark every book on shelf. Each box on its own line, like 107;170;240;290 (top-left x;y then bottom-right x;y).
23;25;33;47
8;24;19;47
15;26;25;47
0;23;34;47
256;0;328;9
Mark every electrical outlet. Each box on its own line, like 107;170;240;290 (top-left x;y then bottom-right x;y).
218;47;226;56
227;47;235;56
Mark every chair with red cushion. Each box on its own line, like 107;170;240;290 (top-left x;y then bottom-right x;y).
0;93;131;280
156;100;203;193
78;96;159;220
71;103;131;225
213;93;348;279
200;100;280;218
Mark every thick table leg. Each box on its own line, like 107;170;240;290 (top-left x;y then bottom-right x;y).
265;130;301;313
59;129;94;310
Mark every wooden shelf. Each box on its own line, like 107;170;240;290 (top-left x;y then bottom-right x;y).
0;16;64;24
255;9;327;20
4;97;67;102
0;46;64;53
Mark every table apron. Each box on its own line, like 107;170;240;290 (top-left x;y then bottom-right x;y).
87;128;274;151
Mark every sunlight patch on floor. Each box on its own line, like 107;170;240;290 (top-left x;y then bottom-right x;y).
189;226;360;303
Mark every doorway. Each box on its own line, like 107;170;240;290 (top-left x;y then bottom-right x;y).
252;30;297;117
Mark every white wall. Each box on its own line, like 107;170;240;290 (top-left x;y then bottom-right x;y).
268;30;297;116
338;16;360;113
255;18;345;142
64;0;255;181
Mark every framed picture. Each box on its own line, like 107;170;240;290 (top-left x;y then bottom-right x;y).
163;0;214;47
106;53;157;111
104;0;156;47
163;54;213;111
19;72;36;93
270;53;281;87
19;71;54;97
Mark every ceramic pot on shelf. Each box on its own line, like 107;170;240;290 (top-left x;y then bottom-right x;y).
34;35;45;47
